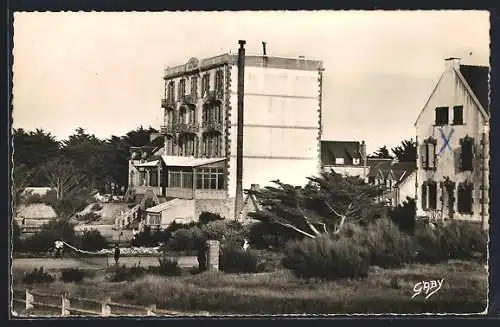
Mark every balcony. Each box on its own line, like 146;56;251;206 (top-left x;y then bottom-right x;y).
161;98;176;109
202;121;224;133
181;93;198;105
161;122;200;134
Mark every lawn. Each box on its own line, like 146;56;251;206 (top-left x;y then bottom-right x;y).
12;260;487;315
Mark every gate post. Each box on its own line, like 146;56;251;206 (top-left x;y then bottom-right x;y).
25;289;34;311
206;240;220;271
101;297;112;317
61;292;71;317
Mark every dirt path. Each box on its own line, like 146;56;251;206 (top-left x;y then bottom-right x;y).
12;256;198;271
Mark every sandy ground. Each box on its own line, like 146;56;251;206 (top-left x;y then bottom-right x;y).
12;256;198;271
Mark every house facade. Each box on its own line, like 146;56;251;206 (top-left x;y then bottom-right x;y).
320;141;368;178
414;58;489;229
127;45;324;227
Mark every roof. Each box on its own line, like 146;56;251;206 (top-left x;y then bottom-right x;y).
367;158;393;178
320;141;361;165
459;65;489;113
17;203;57;219
146;198;184;214
21;187;54;197
161;155;226;167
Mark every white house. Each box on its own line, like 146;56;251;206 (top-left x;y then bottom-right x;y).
414;58;489;229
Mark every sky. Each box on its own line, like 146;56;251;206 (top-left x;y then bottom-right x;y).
12;11;490;154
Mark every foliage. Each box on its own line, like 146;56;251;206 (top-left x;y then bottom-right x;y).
91;203;103;211
60;268;86;283
166;226;205;252
12;219;22;252
80;229;108;251
363;218;415;268
22;219;78;253
247;171;386;239
247;221;299;250
391;139;417;163
388;197;416;235
200;220;248;247
22;267;55;284
78;212;101;223
414;221;487;264
220;245;265;274
157;257;182;276
198;211;224;225
282;235;370;280
132;226;170;247
370;145;393;159
109;264;148;282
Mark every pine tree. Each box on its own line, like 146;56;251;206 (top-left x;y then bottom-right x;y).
247;170;387;239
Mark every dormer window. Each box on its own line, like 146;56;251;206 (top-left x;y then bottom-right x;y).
453;106;464;125
353;158;360;165
435;106;449;125
335;158;344;165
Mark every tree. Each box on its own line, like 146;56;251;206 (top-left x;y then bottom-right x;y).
12;164;36;211
370;146;393;159
391;139;417;163
247;171;387;239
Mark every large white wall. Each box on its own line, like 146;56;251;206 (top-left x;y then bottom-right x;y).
227;65;320;197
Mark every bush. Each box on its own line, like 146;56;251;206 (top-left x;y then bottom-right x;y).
91;203;103;211
166;226;205;252
389;197;416;235
12;219;23;252
220;245;264;273
282;235;370;280
201;220;248;247
79;212;101;222
22;219;78;253
80;229;108;251
60;268;85;283
363;218;415;268
198;212;224;225
247;222;298;250
157;257;182;276
109;264;148;282
23;267;55;284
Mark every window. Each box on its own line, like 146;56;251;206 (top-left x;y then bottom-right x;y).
420;138;437;170
178;79;186;99
459;136;474;171
457;182;473;214
421;181;437;210
191;76;198;97
435;107;449;125
168;170;193;189
453;106;464;125
215;70;224;95
195;168;226;190
149;214;161;226
353;158;360;165
335;158;345;165
201;73;210;97
167;81;175;102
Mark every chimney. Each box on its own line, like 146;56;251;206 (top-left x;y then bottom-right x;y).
445;57;461;70
360;141;368;180
235;40;246;220
262;42;267;57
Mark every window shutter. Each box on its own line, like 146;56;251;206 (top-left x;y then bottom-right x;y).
421;183;427;210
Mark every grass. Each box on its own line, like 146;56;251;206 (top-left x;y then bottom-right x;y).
12;260;487;314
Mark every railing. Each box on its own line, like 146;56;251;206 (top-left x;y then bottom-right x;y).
202;121;223;132
161;98;176;109
12;288;184;317
161;123;199;134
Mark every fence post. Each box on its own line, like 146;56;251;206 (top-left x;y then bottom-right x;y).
61;292;71;317
101;297;112;317
25;289;34;311
207;240;220;271
146;304;156;316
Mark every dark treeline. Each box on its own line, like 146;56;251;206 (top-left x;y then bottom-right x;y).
13;126;163;217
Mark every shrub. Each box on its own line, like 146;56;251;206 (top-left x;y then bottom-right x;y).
220;245;264;273
80;229;108;251
363;218;415;268
110;264;148;282
201;220;248;247
12;219;23;252
23;267;55;284
389;197;417;235
414;223;448;264
198;211;224;225
80;212;101;223
247;222;297;250
22;219;78;253
166;226;205;252
91;203;103;211
157;257;182;276
282;235;370;280
60;268;85;283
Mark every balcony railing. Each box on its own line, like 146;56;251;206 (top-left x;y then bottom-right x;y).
181;93;198;105
202;121;224;132
161;98;176;109
161;122;200;134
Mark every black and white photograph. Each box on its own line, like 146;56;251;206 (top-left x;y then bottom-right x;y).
10;10;490;316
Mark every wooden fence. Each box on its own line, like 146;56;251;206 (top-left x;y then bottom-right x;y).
12;288;186;317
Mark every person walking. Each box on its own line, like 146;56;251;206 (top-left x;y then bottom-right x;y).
54;240;64;259
114;243;121;266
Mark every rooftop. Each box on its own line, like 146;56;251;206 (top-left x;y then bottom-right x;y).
459;64;490;113
320;141;362;166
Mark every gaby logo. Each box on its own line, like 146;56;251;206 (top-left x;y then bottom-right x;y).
411;279;444;299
